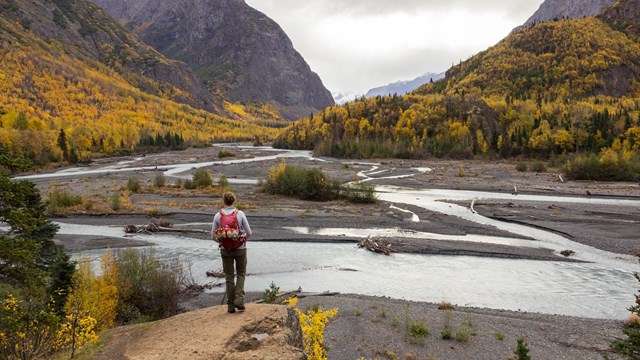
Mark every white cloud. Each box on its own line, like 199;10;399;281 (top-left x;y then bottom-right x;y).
245;0;544;94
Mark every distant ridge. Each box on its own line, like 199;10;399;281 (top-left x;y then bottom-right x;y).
522;0;616;27
364;72;446;99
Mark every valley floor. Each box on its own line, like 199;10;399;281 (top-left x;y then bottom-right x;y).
18;144;640;359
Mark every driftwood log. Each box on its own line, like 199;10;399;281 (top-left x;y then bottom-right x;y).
358;236;393;255
206;270;225;278
125;221;207;235
253;288;340;304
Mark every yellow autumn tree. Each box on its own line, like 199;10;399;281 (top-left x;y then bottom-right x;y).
59;253;119;356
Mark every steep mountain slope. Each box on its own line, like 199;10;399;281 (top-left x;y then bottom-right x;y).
0;0;278;165
598;0;640;40
522;0;616;26
429;17;640;100
364;72;446;98
92;0;334;119
1;0;212;109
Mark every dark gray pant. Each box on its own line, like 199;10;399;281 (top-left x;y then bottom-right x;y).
220;248;247;306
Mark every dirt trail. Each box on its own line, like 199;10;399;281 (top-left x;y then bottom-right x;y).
94;304;303;360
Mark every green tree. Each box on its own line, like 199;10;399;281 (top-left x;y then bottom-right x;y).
14;112;29;130
611;261;640;359
0;174;75;359
57;129;68;161
0;175;59;288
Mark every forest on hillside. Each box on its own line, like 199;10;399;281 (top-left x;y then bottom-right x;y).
275;16;640;180
0;13;279;170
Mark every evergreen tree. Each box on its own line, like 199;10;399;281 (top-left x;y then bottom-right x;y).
57;128;68;161
14;112;29;130
611;262;640;359
0;174;61;289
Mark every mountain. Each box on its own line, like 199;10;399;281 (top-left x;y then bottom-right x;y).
598;0;640;39
274;2;640;163
332;72;446;105
0;0;278;166
364;72;446;99
1;0;212;110
332;91;362;105
431;17;640;99
91;0;334;119
522;0;617;27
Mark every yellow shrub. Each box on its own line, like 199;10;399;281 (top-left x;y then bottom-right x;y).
295;307;338;360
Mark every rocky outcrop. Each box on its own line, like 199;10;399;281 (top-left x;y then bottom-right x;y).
94;305;304;360
522;0;617;26
93;0;334;119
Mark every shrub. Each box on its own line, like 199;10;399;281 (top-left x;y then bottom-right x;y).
218;149;236;158
0;294;61;360
110;193;121;211
406;320;429;344
182;179;195;190
263;161;376;204
564;150;640;181
47;187;82;214
531;161;547;173
192;169;212;188
295;306;338;360
113;249;185;323
341;182;377;204
263;162;332;201
454;326;473;343
514;338;531;360
153;173;166;188
262;282;280;304
218;174;230;191
515;163;528;172
126;177;141;193
441;310;453;340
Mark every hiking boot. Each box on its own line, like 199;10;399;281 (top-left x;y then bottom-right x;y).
227;305;236;314
235;303;245;311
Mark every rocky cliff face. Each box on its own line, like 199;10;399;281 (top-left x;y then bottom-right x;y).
93;0;334;119
522;0;617;26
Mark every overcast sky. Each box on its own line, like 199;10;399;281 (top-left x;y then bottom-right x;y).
245;0;544;95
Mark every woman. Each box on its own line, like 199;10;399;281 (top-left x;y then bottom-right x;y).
212;192;252;313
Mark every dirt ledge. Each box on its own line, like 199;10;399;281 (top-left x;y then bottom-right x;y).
93;304;304;360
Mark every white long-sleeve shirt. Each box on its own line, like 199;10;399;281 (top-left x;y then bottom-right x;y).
212;207;251;249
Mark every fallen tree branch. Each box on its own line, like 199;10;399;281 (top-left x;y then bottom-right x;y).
297;291;340;299
358;236;393;255
125;222;207;234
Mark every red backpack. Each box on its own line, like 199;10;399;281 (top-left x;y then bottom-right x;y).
214;209;245;250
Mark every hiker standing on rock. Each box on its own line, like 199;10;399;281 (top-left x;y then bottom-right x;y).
212;192;252;314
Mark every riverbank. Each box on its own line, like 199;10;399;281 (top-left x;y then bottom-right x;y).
176;292;626;360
